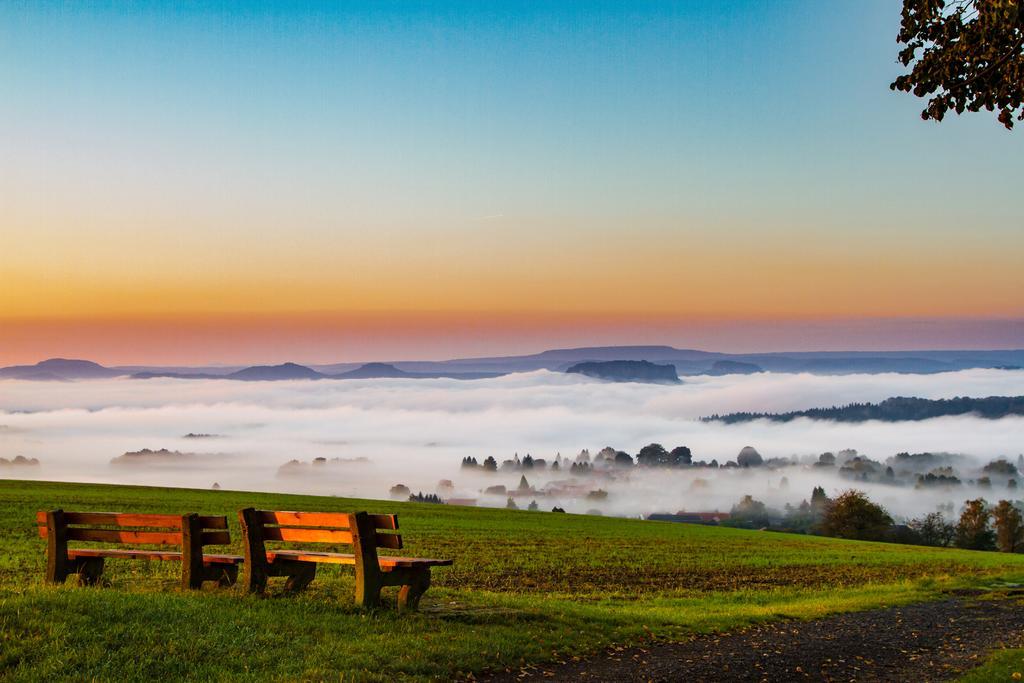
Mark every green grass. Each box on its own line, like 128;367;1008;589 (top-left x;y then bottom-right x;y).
958;649;1024;682
3;479;1024;681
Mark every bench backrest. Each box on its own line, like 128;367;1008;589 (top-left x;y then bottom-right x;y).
35;510;231;548
240;509;402;551
237;508;403;585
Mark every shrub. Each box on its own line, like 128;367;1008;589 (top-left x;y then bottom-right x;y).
818;490;893;541
992;500;1024;553
956;499;995;551
907;512;955;547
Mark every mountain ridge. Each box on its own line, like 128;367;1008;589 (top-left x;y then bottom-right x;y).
3;347;1024;382
566;360;681;384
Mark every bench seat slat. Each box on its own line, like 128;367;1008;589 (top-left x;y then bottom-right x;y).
376;556;452;568
266;549;452;568
67;549;243;564
267;550;355;565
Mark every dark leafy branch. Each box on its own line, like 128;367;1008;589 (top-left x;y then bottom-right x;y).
892;0;1024;128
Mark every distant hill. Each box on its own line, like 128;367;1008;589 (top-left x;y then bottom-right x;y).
330;363;501;380
132;371;225;380
314;346;722;376
8;346;1024;382
227;363;324;381
132;362;500;382
0;358;122;381
704;395;1024;423
566;360;681;384
332;363;415;379
707;360;763;375
312;346;1024;377
6;371;70;382
117;364;240;376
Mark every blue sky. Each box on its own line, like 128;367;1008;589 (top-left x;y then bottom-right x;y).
1;1;1021;362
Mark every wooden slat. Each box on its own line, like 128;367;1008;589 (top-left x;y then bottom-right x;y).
267;550;356;565
67;549;243;564
266;550;450;568
201;531;231;546
260;527;354;544
375;533;403;550
35;511;182;528
65;528;183;546
67;512;183;528
68;548;183;562
378;556;454;568
201;553;244;565
257;510;351;528
369;513;398;530
197;516;228;529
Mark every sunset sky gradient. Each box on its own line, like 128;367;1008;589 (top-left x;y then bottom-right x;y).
2;1;1021;364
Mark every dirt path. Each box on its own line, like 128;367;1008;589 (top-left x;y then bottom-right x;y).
485;596;1024;682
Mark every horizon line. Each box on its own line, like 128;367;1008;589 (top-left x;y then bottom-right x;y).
6;343;1024;371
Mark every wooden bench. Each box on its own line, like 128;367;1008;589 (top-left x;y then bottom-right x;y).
238;508;452;610
36;509;243;589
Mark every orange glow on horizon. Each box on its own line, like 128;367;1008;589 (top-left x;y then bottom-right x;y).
0;312;1021;366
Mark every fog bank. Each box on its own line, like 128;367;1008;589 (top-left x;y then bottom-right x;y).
2;369;1022;520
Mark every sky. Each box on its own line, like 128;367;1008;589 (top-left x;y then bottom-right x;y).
1;1;1021;365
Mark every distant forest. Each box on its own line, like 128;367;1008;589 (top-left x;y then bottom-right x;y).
703;396;1024;424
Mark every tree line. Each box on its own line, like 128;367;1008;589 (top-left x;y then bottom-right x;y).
729;488;1024;553
704;395;1024;424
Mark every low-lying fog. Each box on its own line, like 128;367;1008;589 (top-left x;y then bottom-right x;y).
2;369;1023;520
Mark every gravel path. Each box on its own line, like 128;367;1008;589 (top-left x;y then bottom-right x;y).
486;596;1024;682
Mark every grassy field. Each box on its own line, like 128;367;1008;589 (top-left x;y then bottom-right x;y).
959;648;1024;682
2;479;1024;681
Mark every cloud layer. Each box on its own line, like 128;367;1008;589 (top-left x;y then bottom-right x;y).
2;369;1023;519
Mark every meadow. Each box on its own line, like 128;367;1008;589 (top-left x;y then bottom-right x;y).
2;479;1024;681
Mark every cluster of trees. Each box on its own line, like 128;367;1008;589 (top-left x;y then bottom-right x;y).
947;498;1024;552
461;443;776;475
705;396;1024;424
917;471;963;487
505;498;543;511
729;488;1024;553
462;454;548;471
0;455;40;467
408;491;443;504
505;498;563;512
812;450;1021;491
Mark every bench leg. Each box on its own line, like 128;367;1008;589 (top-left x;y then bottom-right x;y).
354;571;383;608
75;557;105;587
396;569;431;612
45;510;71;584
282;561;317;593
45;559;71;585
243;565;268;594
